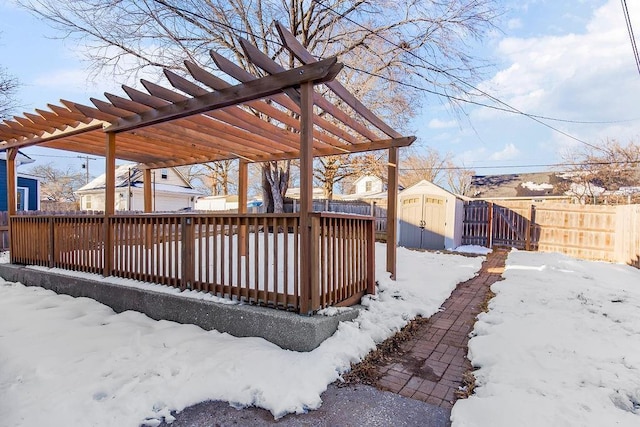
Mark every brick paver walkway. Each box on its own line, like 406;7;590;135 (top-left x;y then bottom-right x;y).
376;248;508;409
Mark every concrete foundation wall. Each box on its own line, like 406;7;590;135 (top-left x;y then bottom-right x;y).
0;264;359;352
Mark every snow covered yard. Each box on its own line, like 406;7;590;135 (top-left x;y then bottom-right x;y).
0;243;483;427
452;250;640;427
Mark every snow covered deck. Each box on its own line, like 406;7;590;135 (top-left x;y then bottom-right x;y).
9;211;375;314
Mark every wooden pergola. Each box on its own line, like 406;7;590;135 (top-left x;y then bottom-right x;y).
1;25;414;313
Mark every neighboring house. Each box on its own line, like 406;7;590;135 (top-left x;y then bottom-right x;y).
285;187;326;200
340;175;389;201
194;195;239;211
75;164;202;212
398;180;465;250
0;150;40;211
468;172;572;203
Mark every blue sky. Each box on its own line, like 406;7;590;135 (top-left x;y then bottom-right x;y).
1;0;639;179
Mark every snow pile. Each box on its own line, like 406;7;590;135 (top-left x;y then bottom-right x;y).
453;245;492;255
0;251;9;264
0;243;483;427
520;181;553;191
452;251;640;427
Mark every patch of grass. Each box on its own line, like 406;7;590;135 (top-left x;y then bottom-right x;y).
454;371;477;399
479;289;496;313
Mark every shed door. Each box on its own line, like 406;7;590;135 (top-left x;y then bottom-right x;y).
399;194;446;249
422;196;446;249
399;196;423;248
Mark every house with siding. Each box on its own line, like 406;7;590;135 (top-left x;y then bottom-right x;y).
75;164;202;212
0;150;40;211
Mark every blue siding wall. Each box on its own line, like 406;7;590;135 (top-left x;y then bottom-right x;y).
1;159;39;211
17;176;39;211
0;159;7;211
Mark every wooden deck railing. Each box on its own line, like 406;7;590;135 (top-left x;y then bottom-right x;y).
9;212;375;312
312;212;375;308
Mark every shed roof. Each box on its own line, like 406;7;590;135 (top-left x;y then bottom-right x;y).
0;25;413;169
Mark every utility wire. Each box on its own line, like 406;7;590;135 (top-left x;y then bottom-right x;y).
156;2;633;127
621;0;640;75
343;65;635;125
310;0;608;152
399;159;640;172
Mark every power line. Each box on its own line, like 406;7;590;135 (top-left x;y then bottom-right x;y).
154;4;634;128
310;0;607;152
621;0;640;75
399;160;640;172
343;64;636;125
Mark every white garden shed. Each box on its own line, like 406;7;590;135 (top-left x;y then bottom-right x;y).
398;180;465;250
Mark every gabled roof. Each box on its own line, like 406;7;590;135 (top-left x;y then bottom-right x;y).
0;149;35;166
469;172;569;199
76;163;200;196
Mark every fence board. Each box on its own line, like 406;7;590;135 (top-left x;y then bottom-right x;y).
0;211;9;251
462;201;640;267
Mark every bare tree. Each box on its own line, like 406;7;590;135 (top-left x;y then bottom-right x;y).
399;147;451;188
0;66;19;119
179;160;238;196
29;163;86;202
559;139;640;204
445;161;474;195
19;0;500;211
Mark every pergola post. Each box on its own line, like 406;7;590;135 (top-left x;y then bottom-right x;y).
238;159;248;256
6;148;17;262
299;82;316;314
103;132;116;276
143;168;152;213
386;147;399;279
6;148;17;216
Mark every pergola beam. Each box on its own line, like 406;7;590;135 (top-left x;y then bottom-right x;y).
275;22;403;139
210;51;365;146
106;58;342;133
239;38;382;142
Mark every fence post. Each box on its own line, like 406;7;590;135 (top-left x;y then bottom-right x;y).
181;216;195;290
525;204;534;251
310;214;321;312
366;217;376;295
48;217;55;268
487;202;494;249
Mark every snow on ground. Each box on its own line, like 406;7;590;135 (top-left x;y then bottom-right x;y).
453;245;493;255
452;250;640;427
0;243;483;427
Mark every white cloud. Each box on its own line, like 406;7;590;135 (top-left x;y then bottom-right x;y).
507;18;522;30
489;143;520;161
427;118;457;129
480;0;637;120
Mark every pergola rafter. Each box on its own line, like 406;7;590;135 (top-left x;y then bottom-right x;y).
1;27;414;280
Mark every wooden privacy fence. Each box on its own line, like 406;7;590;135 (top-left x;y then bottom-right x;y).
462;201;536;250
9;212;375;313
462;201;640;267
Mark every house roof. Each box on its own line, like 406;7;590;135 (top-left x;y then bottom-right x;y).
0;24;413;170
76;163;201;196
0;149;35;166
469;172;570;199
400;179;464;199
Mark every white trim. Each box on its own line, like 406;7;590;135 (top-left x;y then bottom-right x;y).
17;186;29;211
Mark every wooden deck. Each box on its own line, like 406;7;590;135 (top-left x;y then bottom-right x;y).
9;211;375;313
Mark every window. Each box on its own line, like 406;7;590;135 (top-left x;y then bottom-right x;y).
161;168;168;180
365;181;373;192
17;187;28;211
85;195;92;209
